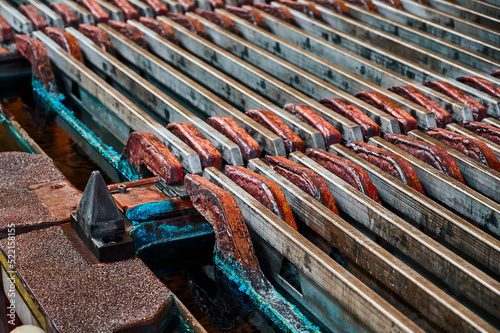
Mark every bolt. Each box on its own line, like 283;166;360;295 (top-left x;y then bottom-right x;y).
51;184;63;189
118;184;127;194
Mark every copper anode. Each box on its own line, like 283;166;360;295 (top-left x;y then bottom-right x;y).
384;133;465;184
355;91;417;134
246;109;304;155
45;27;84;62
306;148;382;203
121;132;183;184
388;86;452;128
345;141;425;194
423;80;487;121
224;165;297;230
264;155;340;215
460;120;500;146
426;127;500;172
166;122;223;170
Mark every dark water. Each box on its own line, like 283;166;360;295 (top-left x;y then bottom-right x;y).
1;97;113;191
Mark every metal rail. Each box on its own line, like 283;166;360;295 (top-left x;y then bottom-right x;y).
446;123;500;161
218;9;469;125
127;0;154;17
369;0;500;58
426;0;500;30
69;27;245;166
94;0;123;20
300;0;500;81
204;168;389;333
154;16;365;142
247;158;494;333
408;130;500;202
370;136;500;238
35;31;203;174
269;3;500;117
128;19;326;149
338;1;500;72
290;151;500;329
99;23;286;157
396;0;500;44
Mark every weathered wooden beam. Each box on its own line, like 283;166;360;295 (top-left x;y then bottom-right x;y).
129;19;325;149
369;136;500;238
408;129;500;202
328;143;500;277
248;158;495;332
204;167;415;333
269;3;500;117
35;31;202;174
69;27;245;166
340;0;500;73
291;150;500;324
0;0;33;34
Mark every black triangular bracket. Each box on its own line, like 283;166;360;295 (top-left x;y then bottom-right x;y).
71;170;134;262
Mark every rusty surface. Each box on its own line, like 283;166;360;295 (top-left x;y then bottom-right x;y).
0;152;71;236
426;127;500;171
423;80;487;121
18;5;48;31
185;174;260;271
112;183;193;214
206;116;260;163
194;8;238;34
345;141;425;194
167;122;223;170
77;0;110;23
45;27;84;62
224;6;268;29
208;0;224;9
306;148;382;203
139;17;178;44
0;13;13;42
343;0;377;11
379;0;404;9
0;226;174;332
121;132;184;184
110;0;139;20
264;155;339;214
108;20;147;48
78;24;115;54
389;86;452;128
139;0;167;16
166;13;209;39
384;133;465;183
284;103;341;147
29;180;82;221
108;176;160;192
308;0;351;15
49;3;79;28
460;120;500;145
177;0;196;12
253;3;296;25
224;165;297;229
15;34;56;91
320;98;380;141
246;109;304;155
457;76;500;99
355;91;417;134
278;0;323;19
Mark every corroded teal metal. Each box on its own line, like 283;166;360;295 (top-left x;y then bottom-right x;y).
32;79;136;181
